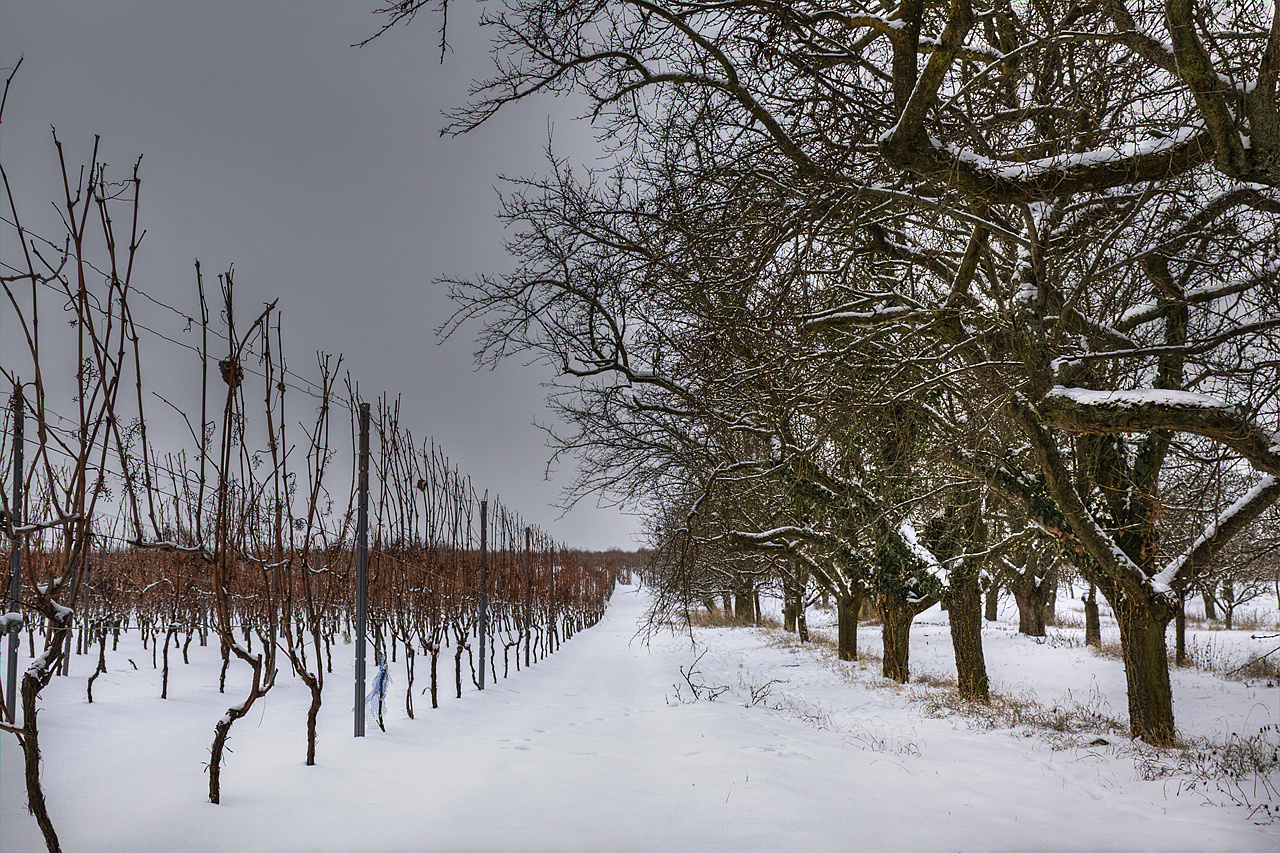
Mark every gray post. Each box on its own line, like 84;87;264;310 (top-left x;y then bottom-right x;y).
477;499;488;690
550;546;557;651
354;402;369;737
523;527;532;668
6;389;24;721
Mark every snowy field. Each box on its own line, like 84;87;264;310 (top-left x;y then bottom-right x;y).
2;583;1277;852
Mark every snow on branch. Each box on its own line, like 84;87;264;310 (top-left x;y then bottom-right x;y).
127;538;215;562
3;514;81;538
1045;386;1238;412
803;304;928;331
897;519;947;584
1153;474;1280;591
1039;386;1280;477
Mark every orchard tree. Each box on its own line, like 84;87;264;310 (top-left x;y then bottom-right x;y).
386;0;1280;745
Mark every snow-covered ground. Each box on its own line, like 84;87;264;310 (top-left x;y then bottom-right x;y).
2;584;1277;852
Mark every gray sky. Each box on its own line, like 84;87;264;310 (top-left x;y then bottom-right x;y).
0;1;641;550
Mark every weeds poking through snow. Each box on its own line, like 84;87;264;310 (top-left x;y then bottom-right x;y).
1178;633;1280;684
668;649;730;703
1132;725;1280;822
738;674;786;707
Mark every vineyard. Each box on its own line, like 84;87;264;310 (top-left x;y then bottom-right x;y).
0;97;636;853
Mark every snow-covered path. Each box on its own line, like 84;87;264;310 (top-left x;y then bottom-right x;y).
2;583;1276;851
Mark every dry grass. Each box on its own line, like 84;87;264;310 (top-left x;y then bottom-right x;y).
1086;633;1280;685
765;624;889;677
1223;611;1280;632
1053;611;1084;629
913;683;1126;744
912;670;957;689
1181;609;1279;632
686;608;782;630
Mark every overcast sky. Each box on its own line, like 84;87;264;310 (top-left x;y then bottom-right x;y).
0;1;642;550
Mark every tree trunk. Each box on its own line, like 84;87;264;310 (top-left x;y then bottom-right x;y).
428;645;440;709
1011;583;1047;636
208;654;269;803
1174;591;1187;667
877;594;913;683
86;630;107;704
1113;596;1176;746
836;587;861;661
218;638;230;693
303;670;322;766
1201;587;1217;620
733;588;756;626
161;625;178;699
18;673;63;853
454;642;466;699
405;645;415;719
948;569;990;703
1083;585;1101;648
983;580;999;621
1040;570;1058;627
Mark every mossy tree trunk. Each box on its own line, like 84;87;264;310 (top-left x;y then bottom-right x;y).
836;586;862;661
1174;590;1187;667
1040;570;1058;627
733;582;756;626
1011;583;1046;636
1201;587;1217;620
1083;584;1101;648
983;577;999;621
1112;593;1177;746
877;594;915;683
948;564;989;702
1007;551;1057;637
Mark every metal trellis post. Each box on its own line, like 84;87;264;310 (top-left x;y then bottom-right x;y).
354;402;369;737
478;499;488;690
6;389;24;722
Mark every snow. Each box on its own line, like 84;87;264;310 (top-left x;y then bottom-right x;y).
1045;385;1239;413
2;584;1277;852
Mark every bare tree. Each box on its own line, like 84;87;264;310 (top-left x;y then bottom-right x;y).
400;0;1280;744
